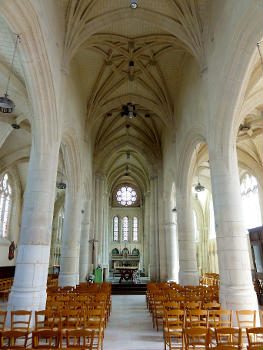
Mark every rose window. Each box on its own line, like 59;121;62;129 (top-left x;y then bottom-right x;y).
116;186;137;206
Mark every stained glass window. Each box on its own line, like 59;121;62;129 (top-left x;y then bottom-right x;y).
116;186;137;206
0;173;12;238
132;217;138;241
113;216;119;241
122;216;129;241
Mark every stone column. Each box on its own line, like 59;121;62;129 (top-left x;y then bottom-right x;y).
165;221;179;282
79;199;91;282
94;174;105;267
143;192;150;276
149;177;160;281
7;143;59;312
102;192;109;279
58;188;82;287
176;189;199;286
209;144;258;311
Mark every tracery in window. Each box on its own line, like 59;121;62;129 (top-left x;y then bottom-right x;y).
113;216;119;241
0;173;12;238
241;173;262;229
116;186;137;206
122;216;129;241
132;217;138;241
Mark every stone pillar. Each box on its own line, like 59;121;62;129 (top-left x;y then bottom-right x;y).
165;221;179;282
209;144;258;311
102;192;109;279
143;192;150;276
79;199;91;282
94;174;105;267
149;177;160;281
7;143;59;312
176;189;199;286
58;189;82;287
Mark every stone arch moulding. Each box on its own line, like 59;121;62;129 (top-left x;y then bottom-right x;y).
1;0;60;152
61;128;83;198
176;130;207;192
209;3;263;159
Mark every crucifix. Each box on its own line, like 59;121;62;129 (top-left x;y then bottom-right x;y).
89;238;99;265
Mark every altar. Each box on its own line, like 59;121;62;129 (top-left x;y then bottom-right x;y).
115;266;138;283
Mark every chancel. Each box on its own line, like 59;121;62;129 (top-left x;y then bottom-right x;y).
0;1;262;349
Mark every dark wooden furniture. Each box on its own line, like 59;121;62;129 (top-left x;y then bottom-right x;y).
115;267;138;283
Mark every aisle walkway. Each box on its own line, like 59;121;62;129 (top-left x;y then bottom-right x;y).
104;295;163;350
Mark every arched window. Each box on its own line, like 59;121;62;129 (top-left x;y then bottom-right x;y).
0;173;12;238
241;173;262;229
113;216;119;241
122;216;129;241
57;207;64;242
132;217;138;241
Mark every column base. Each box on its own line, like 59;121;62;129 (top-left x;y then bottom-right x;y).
58;273;79;287
179;270;199;286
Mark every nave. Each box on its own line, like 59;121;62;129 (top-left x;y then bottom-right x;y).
104;295;161;350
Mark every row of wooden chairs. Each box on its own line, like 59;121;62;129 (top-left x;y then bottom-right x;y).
0;329;94;349
164;325;263;350
0;308;106;350
0;277;13;302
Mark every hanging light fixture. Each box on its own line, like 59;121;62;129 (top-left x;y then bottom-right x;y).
130;0;138;9
194;146;205;192
56;164;66;190
0;34;20;114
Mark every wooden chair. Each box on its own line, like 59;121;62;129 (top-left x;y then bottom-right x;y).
0;330;28;349
214;327;242;349
11;310;32;331
84;308;104;350
184;327;211;349
0;311;7;330
163;309;185;350
208;310;233;328
187;309;208;328
152;295;166;331
66;329;94;350
236;310;256;345
35;310;59;331
32;329;60;349
246;327;263;349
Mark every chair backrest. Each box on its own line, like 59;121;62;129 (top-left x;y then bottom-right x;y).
163;301;180;311
184;327;210;349
215;327;242;348
236;310;256;329
66;329;94;349
32;330;60;349
246;327;263;348
11;310;32;331
203;302;221;310
35;310;57;331
188;309;208;327
0;311;7;330
208;310;232;328
184;301;201;311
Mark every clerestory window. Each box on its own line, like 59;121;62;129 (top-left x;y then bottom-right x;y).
0;173;12;238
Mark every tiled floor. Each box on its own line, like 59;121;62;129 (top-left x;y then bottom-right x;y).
104;295;163;350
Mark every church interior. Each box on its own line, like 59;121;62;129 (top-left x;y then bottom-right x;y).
0;0;262;349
